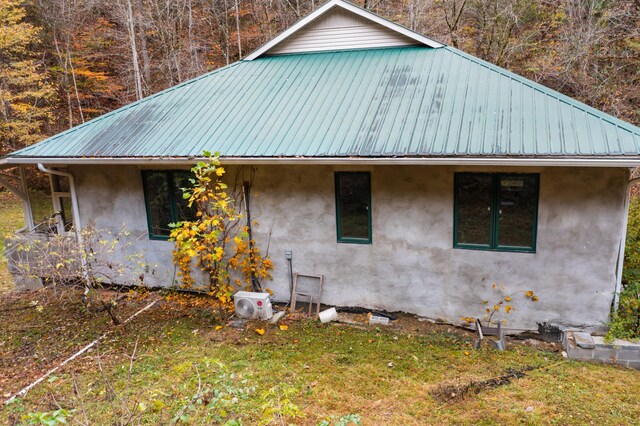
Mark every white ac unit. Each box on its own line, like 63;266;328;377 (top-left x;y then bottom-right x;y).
233;291;273;320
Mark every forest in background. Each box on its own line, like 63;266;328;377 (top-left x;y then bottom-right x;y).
1;0;639;157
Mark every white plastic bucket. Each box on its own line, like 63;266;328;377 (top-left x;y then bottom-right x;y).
319;307;339;323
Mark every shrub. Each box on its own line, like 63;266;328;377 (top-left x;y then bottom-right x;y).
608;195;640;341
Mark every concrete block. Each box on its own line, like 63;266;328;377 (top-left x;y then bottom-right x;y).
616;350;640;362
591;348;617;362
626;360;640;370
566;346;594;360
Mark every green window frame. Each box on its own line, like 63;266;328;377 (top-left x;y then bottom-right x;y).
335;172;372;244
141;170;196;240
453;173;539;253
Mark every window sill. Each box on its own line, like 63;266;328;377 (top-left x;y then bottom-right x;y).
337;238;372;245
453;245;535;254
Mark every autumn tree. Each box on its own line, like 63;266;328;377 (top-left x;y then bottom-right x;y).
2;0;637;148
0;0;54;155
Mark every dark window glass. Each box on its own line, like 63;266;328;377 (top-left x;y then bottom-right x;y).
454;173;538;252
173;172;197;222
454;174;492;247
335;172;371;243
142;171;196;239
497;175;538;248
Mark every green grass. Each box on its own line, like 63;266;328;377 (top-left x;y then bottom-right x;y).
0;193;27;293
0;191;51;293
2;291;639;425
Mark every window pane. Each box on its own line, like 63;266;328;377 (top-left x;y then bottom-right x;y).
143;171;172;237
337;173;370;241
455;174;492;246
172;172;197;222
497;175;537;248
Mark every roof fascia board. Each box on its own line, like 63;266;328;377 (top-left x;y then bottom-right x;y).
6;157;640;167
244;0;443;60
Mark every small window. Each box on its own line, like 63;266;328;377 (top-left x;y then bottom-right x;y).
454;173;539;252
335;172;371;244
142;170;196;239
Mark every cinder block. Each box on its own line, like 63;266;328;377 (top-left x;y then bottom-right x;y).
591;348;617;362
566;346;593;360
615;350;640;362
625;360;640;370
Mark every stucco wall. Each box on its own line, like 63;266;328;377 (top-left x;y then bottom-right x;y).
70;164;629;331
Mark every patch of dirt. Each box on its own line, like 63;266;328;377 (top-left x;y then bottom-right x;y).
430;366;536;403
0;287;157;398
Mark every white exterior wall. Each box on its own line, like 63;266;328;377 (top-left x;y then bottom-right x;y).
267;8;419;55
70;164;628;331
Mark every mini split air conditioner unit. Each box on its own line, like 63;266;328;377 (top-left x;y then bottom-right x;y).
233;291;273;320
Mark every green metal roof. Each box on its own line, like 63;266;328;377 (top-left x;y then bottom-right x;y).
7;46;640;162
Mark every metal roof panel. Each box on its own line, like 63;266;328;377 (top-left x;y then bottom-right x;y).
7;46;640;161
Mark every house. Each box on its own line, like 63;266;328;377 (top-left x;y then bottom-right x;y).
2;0;640;332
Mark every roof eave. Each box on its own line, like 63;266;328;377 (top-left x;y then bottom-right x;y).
6;156;640;168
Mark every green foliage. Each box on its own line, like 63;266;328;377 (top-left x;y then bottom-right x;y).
22;408;75;425
608;195;640;341
259;383;303;425
607;281;640;342
171;358;255;424
623;196;640;283
317;413;363;426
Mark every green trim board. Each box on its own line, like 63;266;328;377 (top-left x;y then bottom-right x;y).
453;172;539;253
335;172;372;244
141;170;195;240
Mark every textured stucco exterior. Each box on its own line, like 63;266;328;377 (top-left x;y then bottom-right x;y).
69;164;628;331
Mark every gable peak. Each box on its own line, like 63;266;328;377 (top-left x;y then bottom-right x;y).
245;0;443;60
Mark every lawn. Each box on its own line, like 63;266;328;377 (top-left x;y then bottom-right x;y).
0;193;27;293
0;192;51;294
1;289;639;425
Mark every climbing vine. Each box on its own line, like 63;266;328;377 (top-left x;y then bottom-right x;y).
169;151;272;311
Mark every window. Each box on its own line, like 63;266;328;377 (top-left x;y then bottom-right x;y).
454;173;539;252
335;172;371;244
142;170;196;239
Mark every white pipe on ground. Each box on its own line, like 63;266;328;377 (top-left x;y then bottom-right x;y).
3;299;159;405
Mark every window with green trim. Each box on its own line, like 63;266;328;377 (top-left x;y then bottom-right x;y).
454;173;539;252
335;172;372;244
142;170;196;239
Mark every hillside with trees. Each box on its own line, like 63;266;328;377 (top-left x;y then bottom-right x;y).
1;0;639;156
